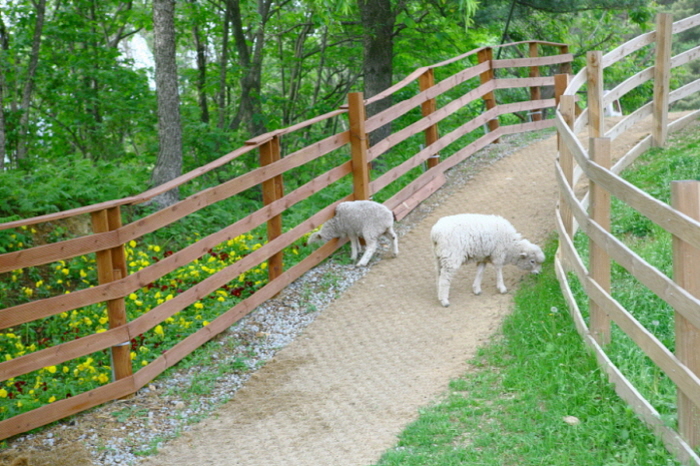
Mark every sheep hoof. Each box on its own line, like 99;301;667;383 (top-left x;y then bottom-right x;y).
472;289;482;295
441;301;450;307
498;287;507;294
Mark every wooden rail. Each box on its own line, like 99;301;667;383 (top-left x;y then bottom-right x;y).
0;40;572;440
554;12;700;466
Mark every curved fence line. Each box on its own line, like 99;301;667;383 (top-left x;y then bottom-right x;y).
554;12;700;465
0;40;571;439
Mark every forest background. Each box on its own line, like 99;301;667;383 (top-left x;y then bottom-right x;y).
0;0;698;221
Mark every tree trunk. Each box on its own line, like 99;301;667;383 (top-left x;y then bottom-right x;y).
191;0;209;124
0;15;8;171
16;0;46;167
217;4;231;130
228;0;268;137
358;0;396;147
151;0;183;209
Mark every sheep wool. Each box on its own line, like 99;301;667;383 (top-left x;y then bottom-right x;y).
308;200;399;267
430;213;544;307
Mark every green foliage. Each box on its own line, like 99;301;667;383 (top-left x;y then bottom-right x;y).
0;234;268;420
0;156;149;221
569;122;700;438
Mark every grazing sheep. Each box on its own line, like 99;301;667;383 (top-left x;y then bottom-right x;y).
308;200;399;267
430;213;544;307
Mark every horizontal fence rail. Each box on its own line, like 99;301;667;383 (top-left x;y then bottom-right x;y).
0;40;572;439
555;12;700;465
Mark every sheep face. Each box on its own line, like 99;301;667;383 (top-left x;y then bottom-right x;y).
513;240;545;274
307;220;339;245
307;231;325;245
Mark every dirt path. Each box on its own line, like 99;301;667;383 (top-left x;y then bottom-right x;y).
136;130;563;466
137;115;674;466
4;115;672;466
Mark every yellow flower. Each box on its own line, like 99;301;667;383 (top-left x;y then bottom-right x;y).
62;268;70;275
130;352;137;360
154;325;164;336
80;270;87;278
45;366;57;374
35;280;44;287
129;240;137;248
96;328;106;333
23;287;33;297
153;245;161;252
141;360;148;366
97;373;109;384
129;293;138;300
63;366;69;373
0;389;7;398
48;396;56;403
202;321;210;326
194;302;204;310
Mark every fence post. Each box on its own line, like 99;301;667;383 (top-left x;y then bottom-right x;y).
419;68;440;169
589;137;611;345
559;44;573;75
477;47;500;143
91;207;133;386
586;51;605;138
347;92;371;200
653;12;672;148
260;135;284;281
528;42;542;122
671;180;700;448
558;92;576;240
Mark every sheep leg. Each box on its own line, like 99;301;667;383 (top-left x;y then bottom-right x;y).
437;260;455;307
472;262;486;295
495;264;507;294
356;238;378;267
387;227;399;257
348;236;360;261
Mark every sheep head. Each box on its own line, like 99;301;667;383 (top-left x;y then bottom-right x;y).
307;219;339;245
514;240;545;274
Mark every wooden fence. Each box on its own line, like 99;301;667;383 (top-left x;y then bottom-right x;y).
0;40;572;439
554;12;700;466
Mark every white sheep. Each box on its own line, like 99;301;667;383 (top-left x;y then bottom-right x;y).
430;213;544;307
308;200;398;267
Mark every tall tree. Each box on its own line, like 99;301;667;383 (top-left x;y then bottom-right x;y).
16;0;46;167
151;0;183;208
0;14;8;171
358;0;478;145
358;0;399;145
227;0;293;137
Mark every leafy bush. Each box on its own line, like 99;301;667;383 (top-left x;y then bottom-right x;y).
0;156;149;221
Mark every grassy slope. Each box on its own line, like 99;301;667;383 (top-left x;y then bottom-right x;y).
371;122;700;466
372;239;679;466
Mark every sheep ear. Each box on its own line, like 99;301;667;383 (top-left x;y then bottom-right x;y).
520;252;528;258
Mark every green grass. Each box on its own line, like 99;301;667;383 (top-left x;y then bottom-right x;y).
372;238;681;466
